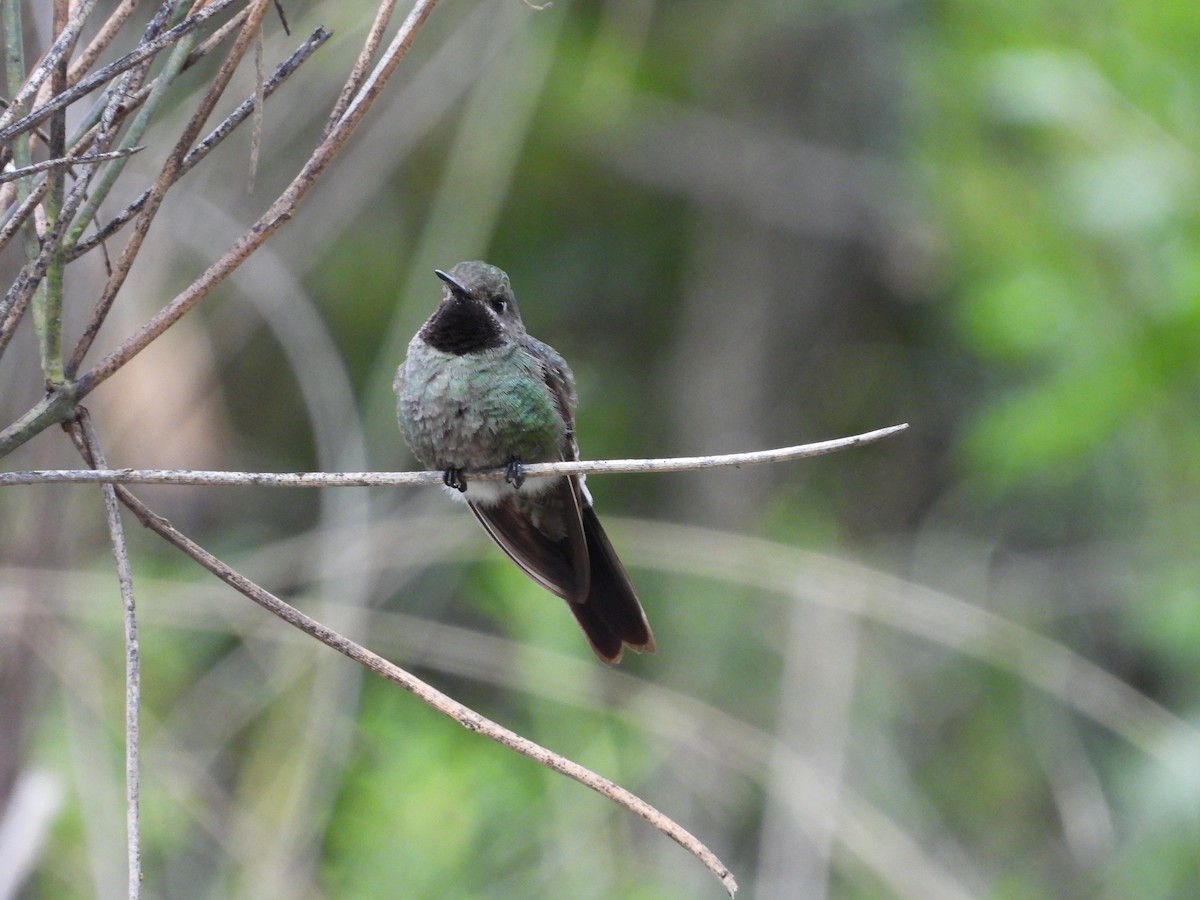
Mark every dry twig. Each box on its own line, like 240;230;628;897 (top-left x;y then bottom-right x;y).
108;482;739;897
0;426;909;488
0;2;440;459
0;146;143;183
64;410;143;898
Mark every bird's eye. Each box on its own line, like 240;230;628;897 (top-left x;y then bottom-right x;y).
489;297;507;314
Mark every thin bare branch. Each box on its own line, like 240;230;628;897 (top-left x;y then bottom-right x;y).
0;115;114;260
0;147;143;183
247;21;264;192
67;0;275;376
322;0;399;138
65;410;142;899
1;0;39;313
0;168;49;253
69;0;441;401
60;5;258;172
63;30;202;252
66;0;140;88
0;387;76;459
0;0;245;143
0;145;106;363
271;0;290;36
33;0;70;384
0;0;418;460
0;426;909;488
67;27;332;261
186;6;253;67
109;484;738;897
0;0;101;134
0;2;213;243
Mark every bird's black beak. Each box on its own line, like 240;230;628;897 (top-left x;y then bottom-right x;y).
435;269;471;298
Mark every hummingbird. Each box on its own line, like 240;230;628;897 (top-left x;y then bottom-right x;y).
394;261;655;663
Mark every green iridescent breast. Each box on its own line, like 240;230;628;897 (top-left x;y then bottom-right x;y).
395;338;568;472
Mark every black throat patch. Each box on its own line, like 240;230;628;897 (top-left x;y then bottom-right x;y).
420;295;503;355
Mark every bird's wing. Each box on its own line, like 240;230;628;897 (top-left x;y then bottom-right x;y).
467;344;590;602
468;474;589;602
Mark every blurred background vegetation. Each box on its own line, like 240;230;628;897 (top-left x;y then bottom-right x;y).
2;0;1199;897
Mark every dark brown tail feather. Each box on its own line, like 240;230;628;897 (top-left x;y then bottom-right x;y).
568;505;655;664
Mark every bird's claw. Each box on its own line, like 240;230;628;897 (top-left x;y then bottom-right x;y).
443;467;467;492
504;457;525;489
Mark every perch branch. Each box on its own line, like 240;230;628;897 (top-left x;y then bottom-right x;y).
0;425;909;488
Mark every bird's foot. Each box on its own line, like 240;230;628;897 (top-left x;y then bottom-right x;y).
443;467;468;492
504;456;525;490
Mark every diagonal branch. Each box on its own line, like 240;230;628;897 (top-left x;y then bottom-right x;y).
0;0;101;136
67;0;441;398
66;27;332;261
322;0;399;138
0;0;246;143
0;167;50;253
0;143;109;363
0;0;443;463
66;0;276;376
66;0;140;88
109;483;738;897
